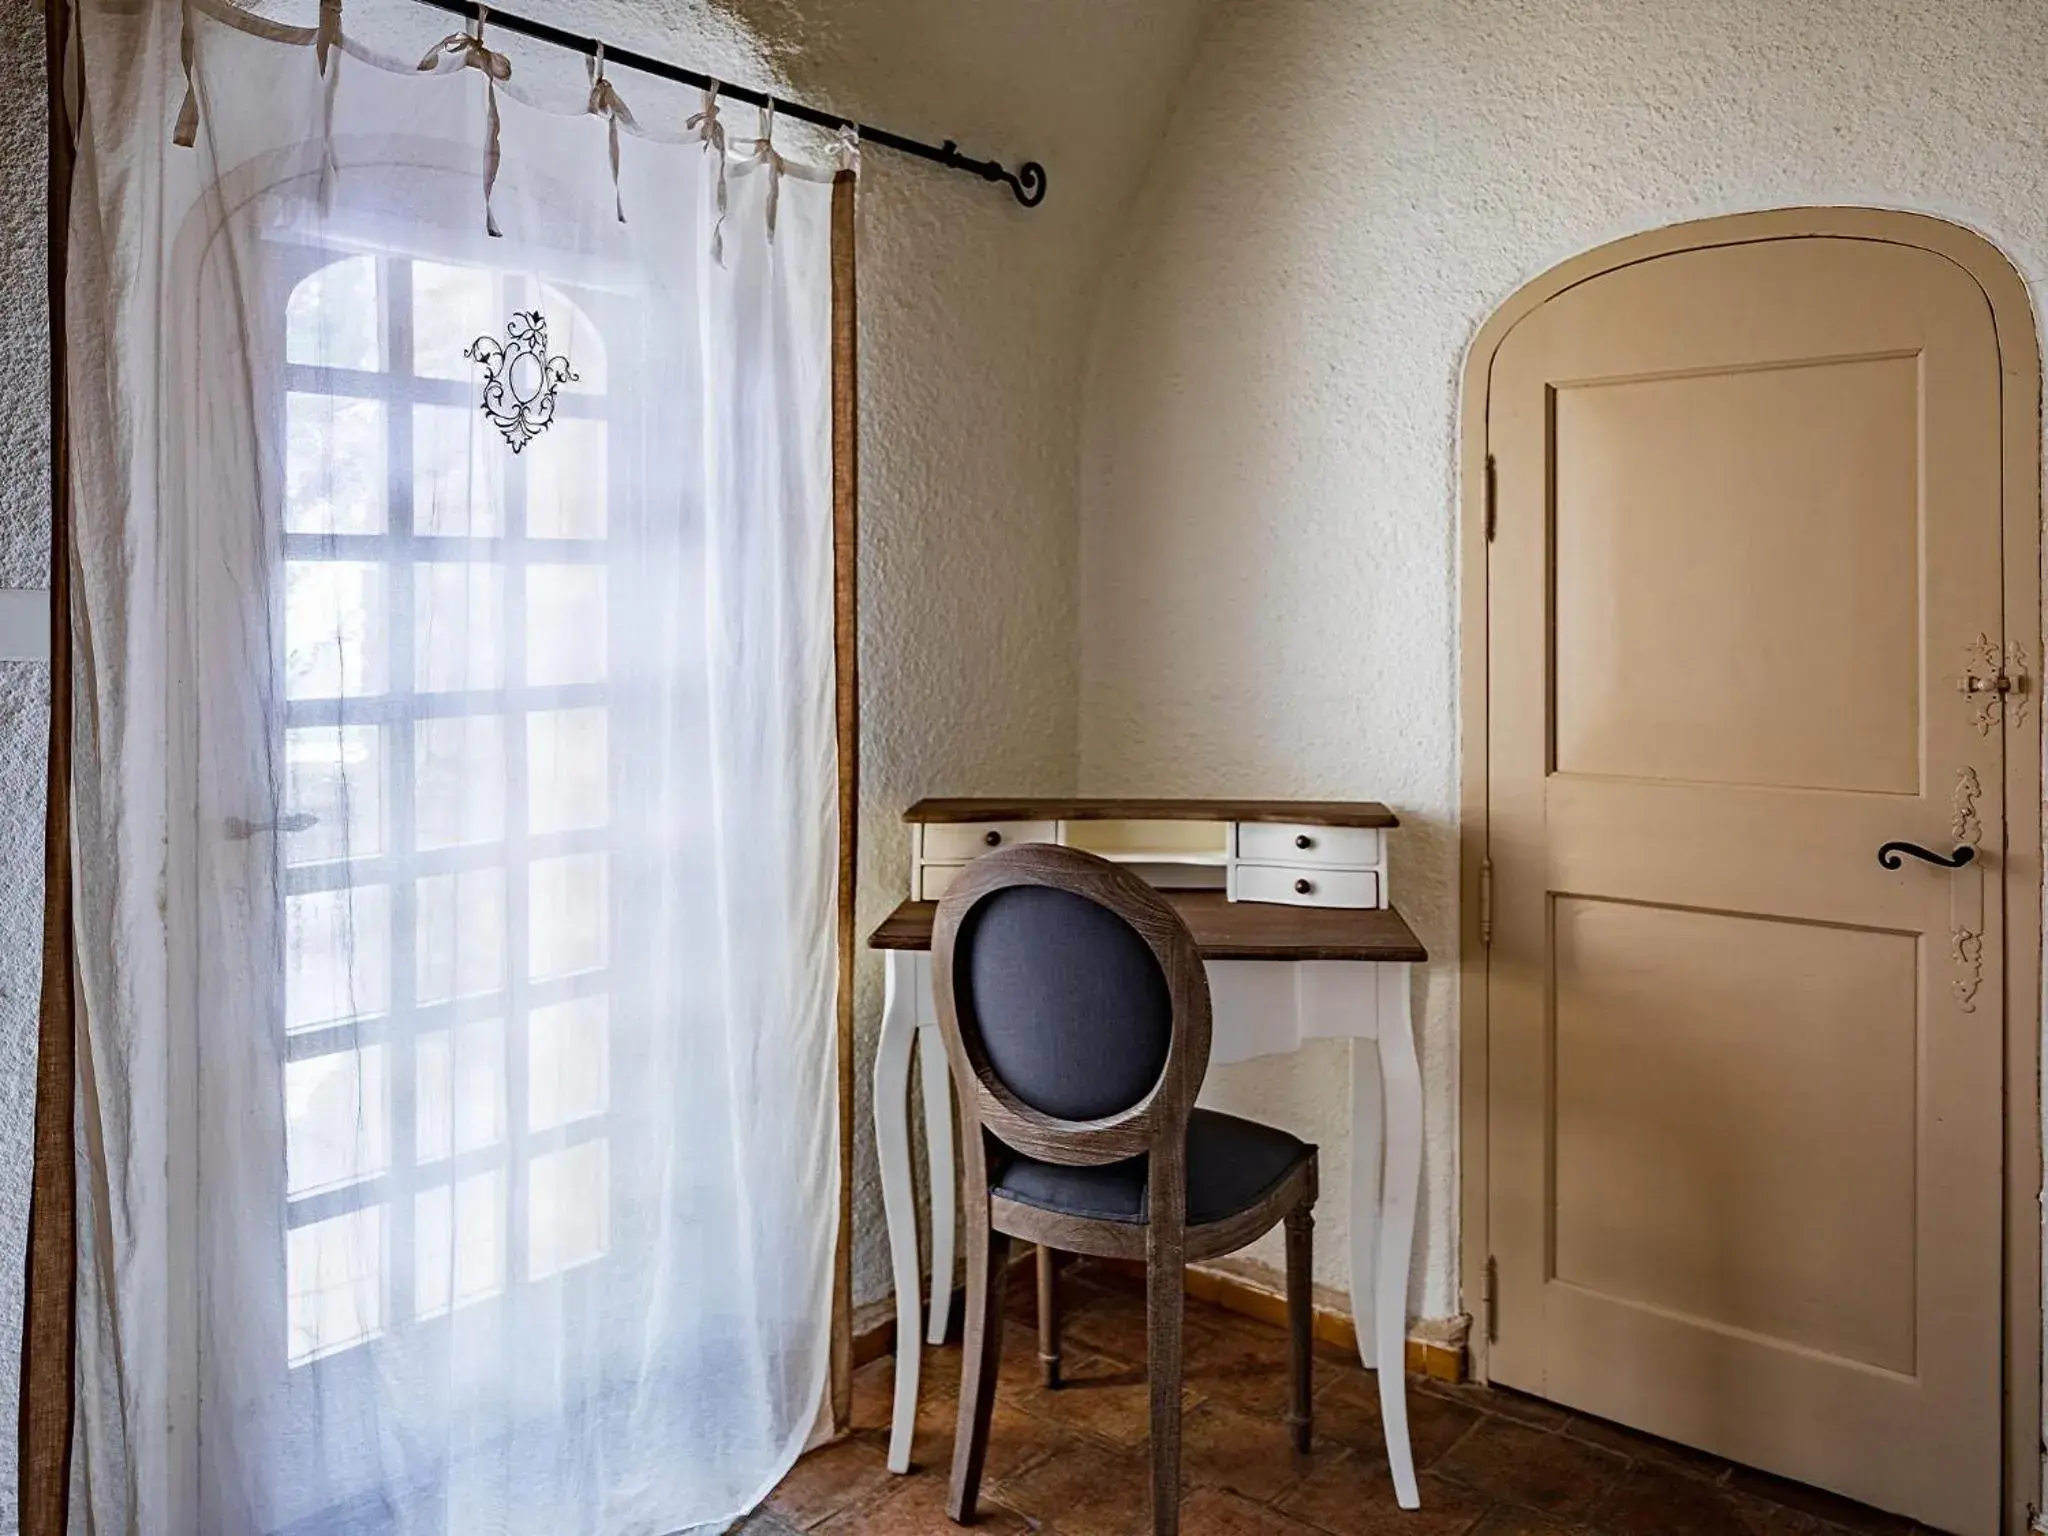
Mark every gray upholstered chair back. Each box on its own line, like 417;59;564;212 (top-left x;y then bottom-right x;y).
933;844;1213;1170
954;884;1174;1122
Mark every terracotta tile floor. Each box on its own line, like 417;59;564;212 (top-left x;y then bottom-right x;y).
740;1260;1942;1536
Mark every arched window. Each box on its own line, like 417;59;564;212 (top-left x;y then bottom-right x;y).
275;247;621;1364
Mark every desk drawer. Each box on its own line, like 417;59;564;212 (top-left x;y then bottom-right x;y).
1236;822;1383;868
1232;862;1381;910
920;820;1059;862
917;863;968;901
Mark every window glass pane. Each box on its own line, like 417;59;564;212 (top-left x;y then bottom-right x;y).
287;254;382;372
526;566;607;687
526;417;607;539
527;708;608;835
415;1171;507;1318
287;560;389;700
286;885;391;1030
415;261;504;383
416;868;507;1006
416;562;505;693
528;995;608;1132
414;403;505;537
528;1139;608;1279
286;394;387;535
415;715;506;850
284;724;384;865
538;283;606;394
416;1019;506;1163
528;854;607;980
285;1045;390;1197
287;1205;385;1365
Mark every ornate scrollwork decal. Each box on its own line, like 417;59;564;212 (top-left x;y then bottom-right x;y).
1951;925;1984;1014
1958;633;2031;735
1951;765;1983;847
466;311;578;453
1948;760;1988;1014
1961;633;2004;735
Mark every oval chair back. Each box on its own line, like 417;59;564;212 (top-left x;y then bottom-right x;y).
932;843;1213;1173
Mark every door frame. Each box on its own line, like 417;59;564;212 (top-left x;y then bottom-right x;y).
1456;207;2044;1534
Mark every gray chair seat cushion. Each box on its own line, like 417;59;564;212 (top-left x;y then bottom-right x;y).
993;1108;1313;1227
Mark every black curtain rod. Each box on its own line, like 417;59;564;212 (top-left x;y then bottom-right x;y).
410;0;1048;207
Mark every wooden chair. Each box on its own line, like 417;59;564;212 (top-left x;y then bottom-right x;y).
933;844;1320;1536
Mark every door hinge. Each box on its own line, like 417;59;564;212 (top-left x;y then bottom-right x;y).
1482;1255;1499;1344
1483;454;1498;542
1478;857;1494;947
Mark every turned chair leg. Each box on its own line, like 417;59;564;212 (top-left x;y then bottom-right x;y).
948;1220;1010;1523
1145;1248;1186;1536
1037;1244;1061;1388
1285;1202;1315;1453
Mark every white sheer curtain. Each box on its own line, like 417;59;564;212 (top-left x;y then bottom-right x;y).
64;3;845;1531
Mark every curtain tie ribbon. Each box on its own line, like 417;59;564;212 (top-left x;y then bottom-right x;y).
750;100;785;244
173;0;198;147
417;19;511;81
316;0;343;75
418;8;511;237
586;43;636;224
688;84;730;263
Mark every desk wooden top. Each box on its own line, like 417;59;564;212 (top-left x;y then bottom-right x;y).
904;797;1399;828
868;892;1427;963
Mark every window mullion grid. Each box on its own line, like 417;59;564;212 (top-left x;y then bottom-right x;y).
385;256;421;1336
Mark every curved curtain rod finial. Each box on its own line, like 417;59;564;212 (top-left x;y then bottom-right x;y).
1010;161;1047;207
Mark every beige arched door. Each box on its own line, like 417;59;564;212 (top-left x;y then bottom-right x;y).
1463;214;2041;1536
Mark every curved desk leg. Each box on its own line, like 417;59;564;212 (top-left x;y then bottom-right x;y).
919;1022;957;1345
1348;1045;1385;1373
1375;962;1424;1509
876;950;923;1474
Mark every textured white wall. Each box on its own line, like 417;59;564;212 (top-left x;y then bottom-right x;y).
1080;0;2048;1319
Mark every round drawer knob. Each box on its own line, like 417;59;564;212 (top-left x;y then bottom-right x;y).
984;830;1003;848
1295;834;1314;850
1294;878;1314;896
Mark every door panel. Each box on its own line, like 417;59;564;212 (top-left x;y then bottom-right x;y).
1552;354;1923;793
1487;237;2005;1534
1551;896;1918;1375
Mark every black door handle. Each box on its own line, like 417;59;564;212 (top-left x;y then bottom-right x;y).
1877;841;1977;870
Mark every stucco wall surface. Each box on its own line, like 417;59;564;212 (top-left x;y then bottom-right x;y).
1079;0;2048;1317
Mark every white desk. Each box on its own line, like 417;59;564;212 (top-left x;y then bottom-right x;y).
869;800;1427;1509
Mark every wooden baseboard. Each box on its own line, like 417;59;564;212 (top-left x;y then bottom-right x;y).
853;1317;895;1369
1096;1257;1467;1383
1180;1264;1465;1383
855;1258;1467;1384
